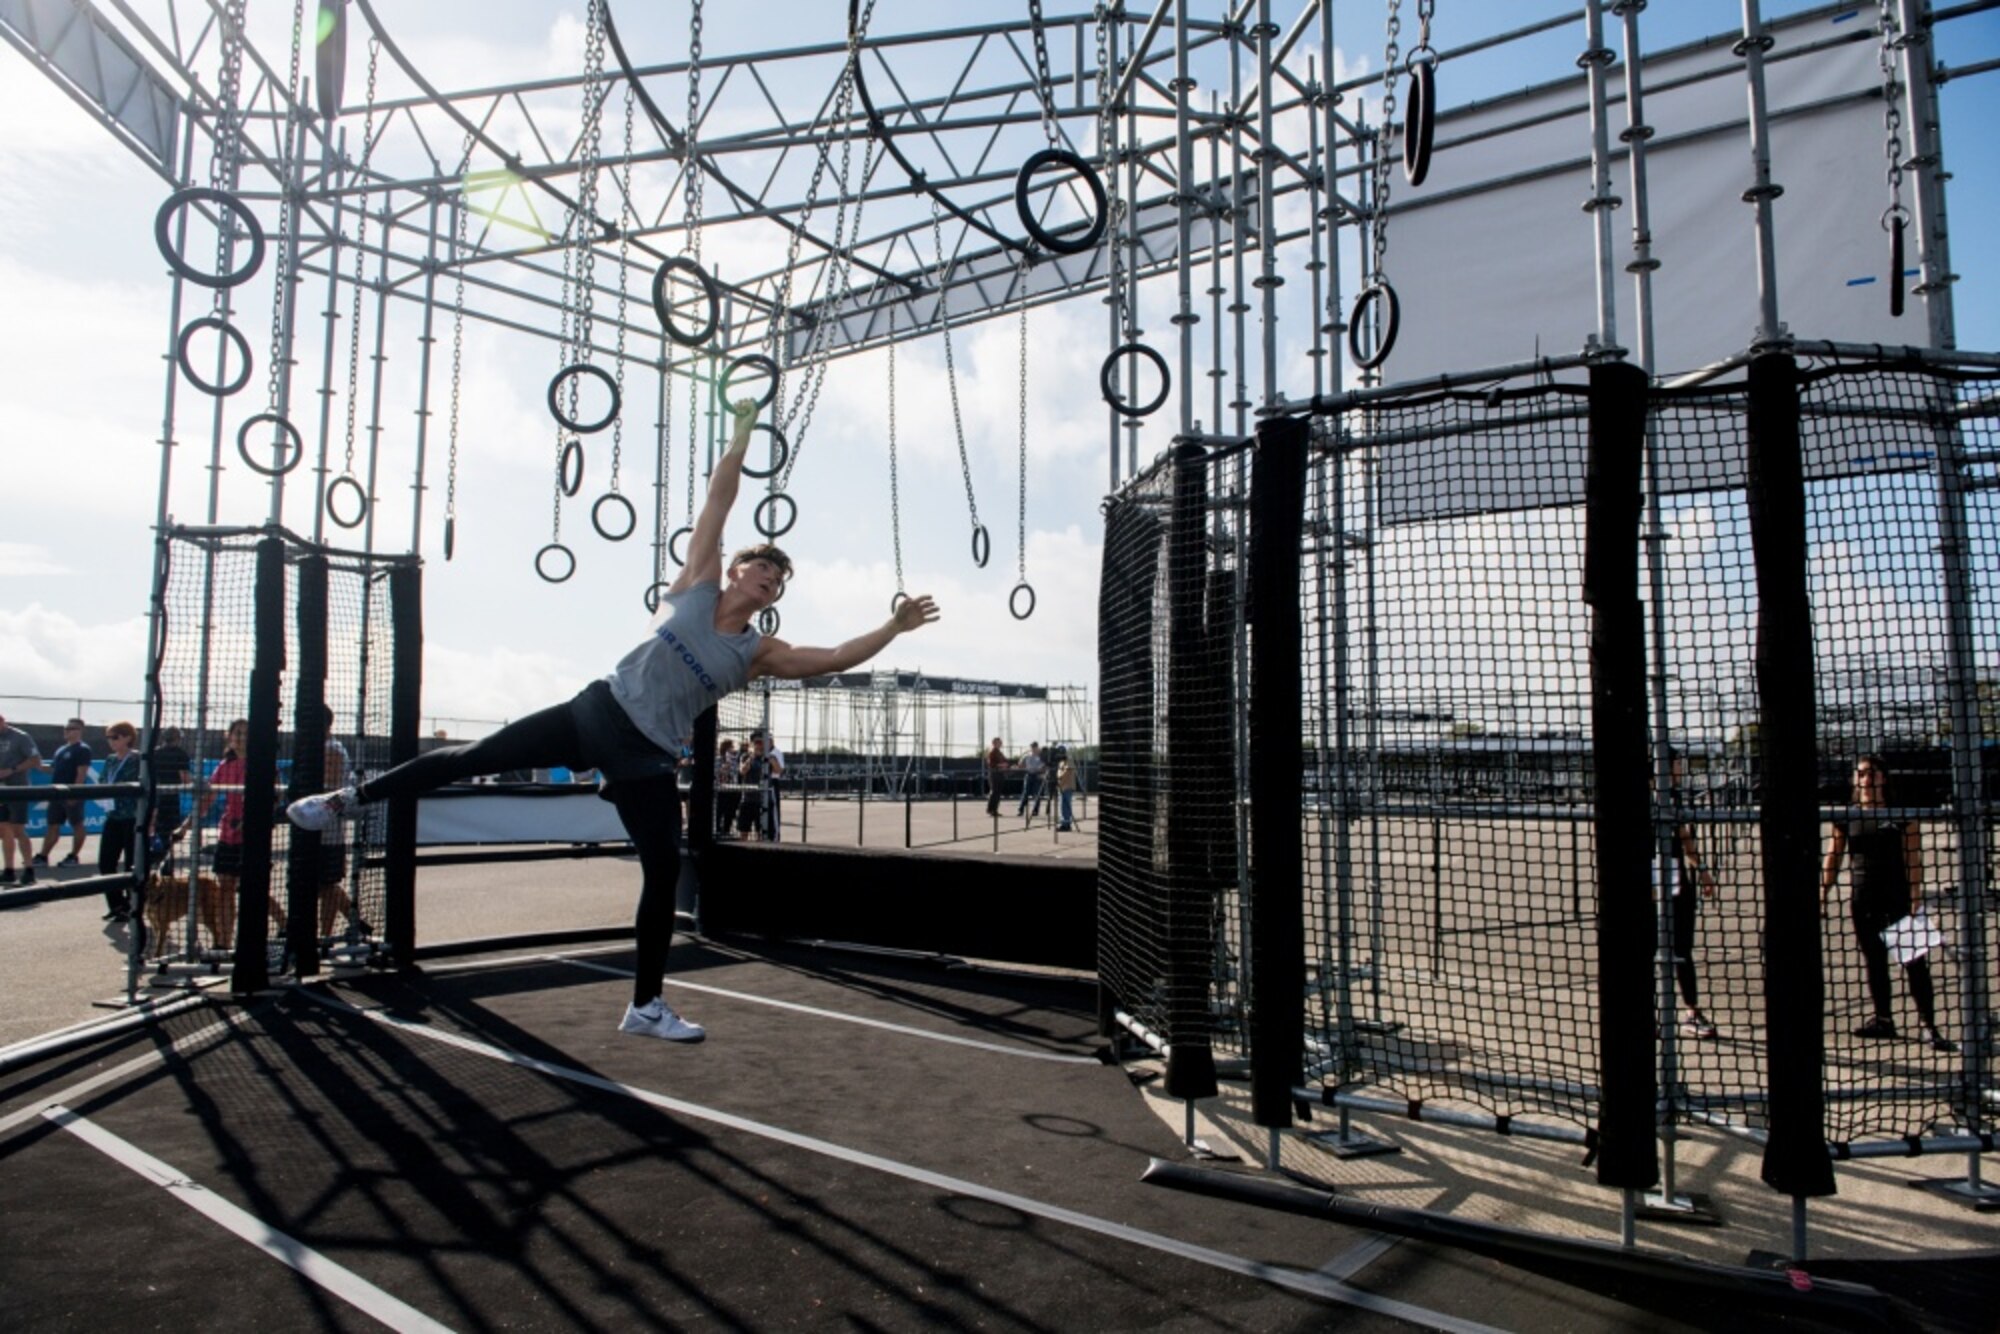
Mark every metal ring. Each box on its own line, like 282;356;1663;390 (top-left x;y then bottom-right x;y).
591;491;637;541
559;439;584;497
234;412;304;476
1348;282;1402;372
176;316;253;397
1009;582;1037;620
971;523;991;568
757;607;780;636
667;525;693;567
534;543;576;583
326;475;369;529
1014;148;1109;255
1403;58;1436;188
718;353;778;409
651;256;721;347
444;516;457;561
891;591;909;614
1879;204;1912;232
1099;342;1170;419
741;423;790;480
643;581;674;614
154;187;266;289
547;362;620;434
754;491;797;539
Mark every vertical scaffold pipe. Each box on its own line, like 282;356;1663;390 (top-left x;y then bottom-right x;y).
1745;351;1835;1201
1582;359;1658;1191
1165;441;1219;1103
1249;413;1307;1128
1738;0;1785;347
231;535;289;996
1254;0;1281;409
383;560;423;967
1581;0;1621;356
1893;0;1955;347
1173;0;1196;436
408;190;444;555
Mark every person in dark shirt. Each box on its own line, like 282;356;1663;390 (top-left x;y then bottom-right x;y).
1821;753;1956;1053
35;718;93;869
148;728;193;865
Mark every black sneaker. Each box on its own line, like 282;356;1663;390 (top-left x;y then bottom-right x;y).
0;869;14;885
1853;1016;1897;1039
1922;1026;1959;1054
18;868;33;887
31;852;48;867
58;853;80;867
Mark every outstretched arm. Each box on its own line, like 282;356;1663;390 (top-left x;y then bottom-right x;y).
752;596;941;680
670;398;760;596
1820;825;1847;917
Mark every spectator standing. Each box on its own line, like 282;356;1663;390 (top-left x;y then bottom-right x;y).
0;712;43;885
984;737;1009;817
736;736;769;840
752;728;786;842
35;718;93;868
314;709;366;939
1016;741;1046;819
97;722;142;916
714;739;740;838
1055;748;1079;832
148;727;192;860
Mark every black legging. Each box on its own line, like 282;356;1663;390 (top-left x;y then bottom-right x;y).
1853;899;1937;1028
1671;878;1700;1010
356;700;681;1007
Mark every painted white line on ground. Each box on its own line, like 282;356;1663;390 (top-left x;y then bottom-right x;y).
419;944;632;976
0;1017;238;1140
297;988;1503;1334
44;1105;455;1334
555;956;1100;1066
1319;1231;1403;1282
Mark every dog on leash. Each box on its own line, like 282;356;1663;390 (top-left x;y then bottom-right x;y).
142;871;224;954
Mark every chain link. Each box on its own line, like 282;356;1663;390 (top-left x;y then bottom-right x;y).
887;311;903;595
1027;0;1064;150
446;165;468;529
1374;0;1401;287
1095;5;1128;340
609;78;635;494
263;0;306;413
1878;0;1907;217
685;0;704;265
1016;257;1030;581
208;0;246;313
340;38;382;483
930;194;981;535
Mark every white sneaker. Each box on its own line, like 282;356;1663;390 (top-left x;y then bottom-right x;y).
619;998;706;1043
287;787;358;832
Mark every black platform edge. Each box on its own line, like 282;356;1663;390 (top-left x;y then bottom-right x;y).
1140;1159;1895;1326
711;932;1098;994
410;925;636;963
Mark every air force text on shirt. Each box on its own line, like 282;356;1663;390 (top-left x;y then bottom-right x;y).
659;624;720;693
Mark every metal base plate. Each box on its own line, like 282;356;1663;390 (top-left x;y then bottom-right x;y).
1907;1176;2000;1212
1304;1128;1404;1160
1636;1190;1723;1226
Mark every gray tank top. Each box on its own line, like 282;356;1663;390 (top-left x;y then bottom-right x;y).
605;580;761;753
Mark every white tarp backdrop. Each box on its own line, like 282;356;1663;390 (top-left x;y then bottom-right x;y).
1374;9;1936;525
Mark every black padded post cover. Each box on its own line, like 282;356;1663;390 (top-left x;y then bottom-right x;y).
1164;442;1219;1102
286;554;330;976
384;561;423;967
231;535;288;994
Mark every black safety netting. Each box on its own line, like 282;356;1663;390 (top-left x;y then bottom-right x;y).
150;526;406;974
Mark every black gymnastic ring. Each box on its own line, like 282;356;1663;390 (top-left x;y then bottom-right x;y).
741;423;790;480
1009;582;1037;620
1348;282;1401;372
758;607;781;636
1099;342;1170;419
1403;57;1436;188
754;491;797;539
443;516;457;561
591;491;637;541
154;187;266;289
314;0;347;125
651;256;721;347
667;525;693;567
1015;148;1109;256
326;475;369;529
534;542;576;583
643;581;673;614
971;523;991;569
176;316;253;397
234;412;304;476
717;353;779;410
559;439;584;497
891;591;909;614
547;362;620;434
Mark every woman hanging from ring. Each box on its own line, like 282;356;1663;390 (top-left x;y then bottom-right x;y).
287;398;942;1043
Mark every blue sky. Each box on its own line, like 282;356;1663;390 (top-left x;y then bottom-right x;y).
0;1;1994;737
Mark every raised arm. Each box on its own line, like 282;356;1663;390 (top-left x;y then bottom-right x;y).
670;398;761;595
1820;824;1847;916
751;596;941;680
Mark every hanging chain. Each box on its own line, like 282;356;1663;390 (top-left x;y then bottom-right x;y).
1027;0;1064;150
208;0;247;314
1095;5;1132;341
929;193;981;535
658;337;673;564
340;37;382;483
446;162;468;531
1414;0;1435;57
887;313;904;595
775;137;878;490
685;0;704;265
1016;256;1031;582
572;0;607;391
552;212;576;543
1878;0;1907;222
1373;0;1401;287
262;0;305;415
685;348;700;527
609;79;635;495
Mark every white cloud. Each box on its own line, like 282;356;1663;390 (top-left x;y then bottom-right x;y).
0;604;150;709
0;545;68;578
